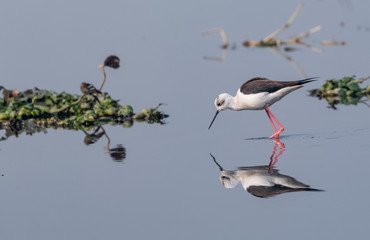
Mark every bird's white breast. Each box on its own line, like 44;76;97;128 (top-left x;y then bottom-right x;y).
235;89;268;110
235;86;302;110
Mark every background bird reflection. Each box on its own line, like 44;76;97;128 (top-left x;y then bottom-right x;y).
83;126;126;162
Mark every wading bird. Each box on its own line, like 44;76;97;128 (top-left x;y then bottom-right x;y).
208;77;317;139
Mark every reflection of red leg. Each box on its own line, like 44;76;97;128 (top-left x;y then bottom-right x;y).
269;141;279;168
273;140;285;161
264;106;285;139
269;139;286;171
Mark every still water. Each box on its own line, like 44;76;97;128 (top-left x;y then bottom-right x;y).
1;1;370;239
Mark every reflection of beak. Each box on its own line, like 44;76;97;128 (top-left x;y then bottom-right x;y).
209;153;223;171
208;110;220;130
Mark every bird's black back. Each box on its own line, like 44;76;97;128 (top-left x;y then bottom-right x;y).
240;77;318;94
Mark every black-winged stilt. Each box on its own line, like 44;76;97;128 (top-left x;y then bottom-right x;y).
208;77;317;139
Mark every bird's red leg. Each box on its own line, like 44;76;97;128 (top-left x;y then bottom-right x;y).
264;107;278;133
264;106;285;139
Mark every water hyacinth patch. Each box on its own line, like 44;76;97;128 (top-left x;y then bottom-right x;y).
0;87;168;129
309;76;370;109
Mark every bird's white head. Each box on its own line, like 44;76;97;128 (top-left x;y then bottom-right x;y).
214;93;233;112
208;93;234;129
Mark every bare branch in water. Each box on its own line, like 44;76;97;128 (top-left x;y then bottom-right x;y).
202;28;228;48
264;3;304;42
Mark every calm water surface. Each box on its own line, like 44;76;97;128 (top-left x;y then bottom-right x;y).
1;1;370;239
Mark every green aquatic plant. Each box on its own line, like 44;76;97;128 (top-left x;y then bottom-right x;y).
309;76;370;109
133;104;167;124
0;87;168;128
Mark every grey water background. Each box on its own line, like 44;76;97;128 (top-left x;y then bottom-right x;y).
1;0;370;239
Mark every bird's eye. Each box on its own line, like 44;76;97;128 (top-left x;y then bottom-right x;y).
221;176;230;180
217;103;221;106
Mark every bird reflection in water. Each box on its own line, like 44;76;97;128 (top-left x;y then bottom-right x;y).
83;126;126;162
210;140;323;198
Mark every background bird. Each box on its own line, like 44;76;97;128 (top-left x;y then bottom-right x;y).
80;82;102;103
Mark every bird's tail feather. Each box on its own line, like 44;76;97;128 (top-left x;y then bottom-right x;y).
298;77;319;85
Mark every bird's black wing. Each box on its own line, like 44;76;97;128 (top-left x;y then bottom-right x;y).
240;77;318;94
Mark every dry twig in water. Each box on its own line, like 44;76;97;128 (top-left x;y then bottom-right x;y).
243;4;322;47
202;28;228;48
263;3;304;42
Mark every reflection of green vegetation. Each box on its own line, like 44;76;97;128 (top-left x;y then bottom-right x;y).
0;88;168;129
309;76;370;109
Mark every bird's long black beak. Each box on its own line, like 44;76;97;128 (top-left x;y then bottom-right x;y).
208;110;220;130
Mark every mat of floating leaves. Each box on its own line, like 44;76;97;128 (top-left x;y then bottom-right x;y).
0;88;168;129
309;76;370;109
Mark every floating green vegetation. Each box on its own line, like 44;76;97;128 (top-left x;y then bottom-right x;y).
0;55;168;130
309;76;370;109
0;87;167;128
